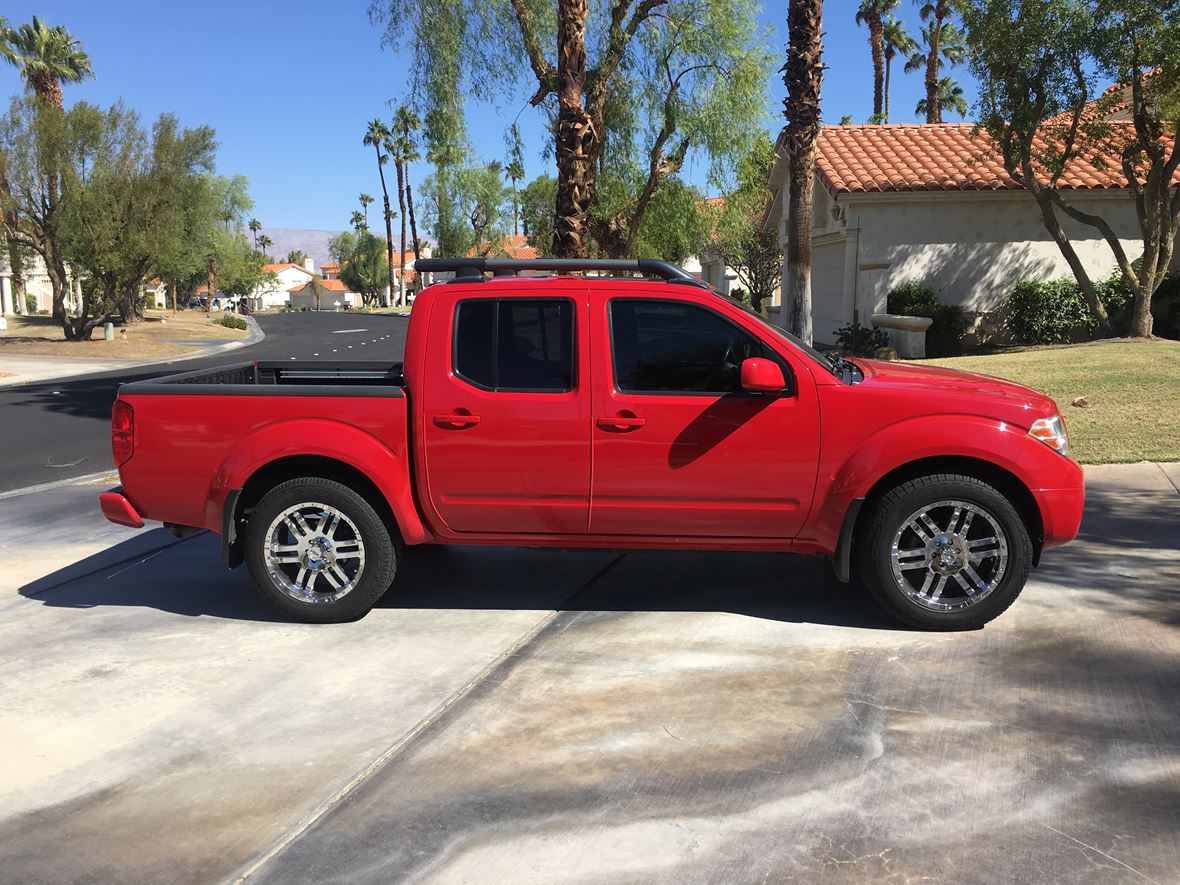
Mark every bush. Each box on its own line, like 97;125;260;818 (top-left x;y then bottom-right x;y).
835;322;890;356
1151;275;1180;340
886;281;968;356
217;314;247;330
1004;279;1096;345
24;294;37;314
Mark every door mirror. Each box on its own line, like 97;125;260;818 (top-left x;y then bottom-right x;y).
740;358;786;393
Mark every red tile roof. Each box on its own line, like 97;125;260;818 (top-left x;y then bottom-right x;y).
264;262;313;274
808;123;1178;196
288;279;348;293
470;235;539;260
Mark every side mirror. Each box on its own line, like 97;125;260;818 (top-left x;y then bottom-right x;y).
740;357;786;393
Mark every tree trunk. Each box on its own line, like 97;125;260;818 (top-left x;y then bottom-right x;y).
512;179;519;237
870;17;885;120
374;143;395;307
396;159;408;306
406;181;421;264
784;0;824;346
884;56;892;123
552;0;595;258
924;2;946;123
1030;185;1113;334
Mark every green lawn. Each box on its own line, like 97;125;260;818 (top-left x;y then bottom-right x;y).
923;340;1180;464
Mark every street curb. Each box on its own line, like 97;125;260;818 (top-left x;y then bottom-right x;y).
0;314;266;389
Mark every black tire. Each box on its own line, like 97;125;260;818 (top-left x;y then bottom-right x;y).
245;477;398;623
856;473;1032;630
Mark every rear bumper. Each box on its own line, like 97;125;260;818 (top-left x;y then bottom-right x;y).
99;487;146;529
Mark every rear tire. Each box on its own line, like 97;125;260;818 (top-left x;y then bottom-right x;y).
245;477;398;623
856;473;1032;630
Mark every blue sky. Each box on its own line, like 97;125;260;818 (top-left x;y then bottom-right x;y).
1;1;982;231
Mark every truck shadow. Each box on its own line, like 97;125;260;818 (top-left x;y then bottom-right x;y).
17;530;900;630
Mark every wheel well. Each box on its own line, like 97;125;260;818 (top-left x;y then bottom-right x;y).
230;455;402;556
856;456;1044;563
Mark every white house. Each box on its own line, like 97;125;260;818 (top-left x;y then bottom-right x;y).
288;278;361;310
763;122;1167;344
252;258;317;309
0;254;82;314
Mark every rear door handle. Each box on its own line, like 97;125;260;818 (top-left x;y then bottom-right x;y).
596;414;646;431
433;412;481;429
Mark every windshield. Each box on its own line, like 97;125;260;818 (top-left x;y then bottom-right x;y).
727;298;838;373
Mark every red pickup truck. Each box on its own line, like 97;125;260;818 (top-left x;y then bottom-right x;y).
100;258;1084;630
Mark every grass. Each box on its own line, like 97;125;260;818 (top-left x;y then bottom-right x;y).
0;309;247;361
923;339;1180;464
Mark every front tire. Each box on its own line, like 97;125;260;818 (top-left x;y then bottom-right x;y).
856;473;1032;630
245;477;398;623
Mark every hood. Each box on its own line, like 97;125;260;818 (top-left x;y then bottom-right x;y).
854;358;1058;425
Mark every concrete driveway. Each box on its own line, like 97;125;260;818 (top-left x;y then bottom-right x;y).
1;465;1177;883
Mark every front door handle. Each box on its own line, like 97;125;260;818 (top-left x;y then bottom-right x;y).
433;412;481;429
596;414;646;432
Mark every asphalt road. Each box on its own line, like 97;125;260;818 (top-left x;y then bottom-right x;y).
0;311;409;493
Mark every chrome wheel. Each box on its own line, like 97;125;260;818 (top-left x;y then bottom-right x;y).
264;502;366;604
889;499;1008;612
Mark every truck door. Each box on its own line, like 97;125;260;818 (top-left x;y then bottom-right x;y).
420;290;591;534
589;294;820;538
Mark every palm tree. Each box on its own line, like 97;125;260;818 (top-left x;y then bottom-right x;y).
910;1;964;123
855;0;898;122
392;104;422;283
358;193;373;228
882;15;917;123
363;118;396;307
784;0;824;345
248;218;261;250
256;234;273;258
916;76;968;119
0;16;94;109
506;123;526;237
350;210;366;232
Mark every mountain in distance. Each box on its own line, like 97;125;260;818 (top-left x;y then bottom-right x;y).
260;228;344;267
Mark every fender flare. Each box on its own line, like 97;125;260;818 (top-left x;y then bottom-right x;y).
208;418;431;568
813;414;1037;572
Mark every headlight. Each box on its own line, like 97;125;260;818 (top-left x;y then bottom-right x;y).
1028;414;1070;458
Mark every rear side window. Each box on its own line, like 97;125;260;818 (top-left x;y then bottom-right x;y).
454;298;575;392
610;299;776;394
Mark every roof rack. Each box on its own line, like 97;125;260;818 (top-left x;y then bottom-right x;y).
413;257;709;288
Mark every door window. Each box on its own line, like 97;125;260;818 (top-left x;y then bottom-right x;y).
454;298;575;392
609;299;780;394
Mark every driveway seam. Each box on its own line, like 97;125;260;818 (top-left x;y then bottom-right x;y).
1156;462;1180;497
231;552;628;884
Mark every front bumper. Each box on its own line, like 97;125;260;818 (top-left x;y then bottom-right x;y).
100;487;145;529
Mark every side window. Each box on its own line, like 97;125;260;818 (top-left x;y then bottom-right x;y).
454;298;575;392
610;299;774;394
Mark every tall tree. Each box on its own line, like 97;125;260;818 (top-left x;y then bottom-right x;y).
392;104;422;265
855;0;898;122
784;0;824;345
505;123;526;237
256;233;273;257
915;75;968;118
0;16;94;110
520;174;557;251
706;134;782;312
248;217;261;249
912;1;965;123
363;118;396;306
370;0;770;258
358;193;374;228
350;209;366;232
882;15;917;123
330;229;388;307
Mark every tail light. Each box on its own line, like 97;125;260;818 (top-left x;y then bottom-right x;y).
112;400;134;466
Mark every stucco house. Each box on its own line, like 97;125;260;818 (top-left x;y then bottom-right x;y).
0;254;82;314
763;123;1171;345
252;259;317;310
288;278;359;310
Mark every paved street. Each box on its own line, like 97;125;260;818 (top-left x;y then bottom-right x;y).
1;463;1177;883
0;312;409;492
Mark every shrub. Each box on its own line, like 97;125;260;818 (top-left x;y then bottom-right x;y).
835;322;890;356
1150;275;1180;340
1004;279;1095;345
217;314;247;330
886;281;968;356
24;294;37;314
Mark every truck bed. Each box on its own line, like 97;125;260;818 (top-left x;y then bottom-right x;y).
121;361;405;396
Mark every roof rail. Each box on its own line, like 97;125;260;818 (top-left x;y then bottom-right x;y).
413;257;709;288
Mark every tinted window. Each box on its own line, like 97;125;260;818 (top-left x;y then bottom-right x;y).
455;299;574;392
610;299;767;393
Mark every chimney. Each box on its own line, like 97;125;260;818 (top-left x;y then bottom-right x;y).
303;257;315;273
